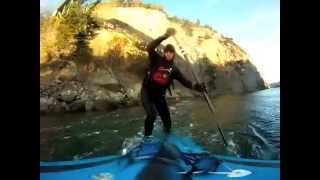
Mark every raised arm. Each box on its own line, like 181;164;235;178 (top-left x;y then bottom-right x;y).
146;28;176;62
146;35;168;58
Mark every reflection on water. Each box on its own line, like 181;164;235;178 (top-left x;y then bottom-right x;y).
40;88;280;161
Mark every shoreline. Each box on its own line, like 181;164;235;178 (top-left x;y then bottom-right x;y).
40;88;273;116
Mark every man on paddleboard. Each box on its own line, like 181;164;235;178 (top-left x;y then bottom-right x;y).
141;28;206;138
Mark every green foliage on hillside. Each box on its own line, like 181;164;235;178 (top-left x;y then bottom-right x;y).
41;0;100;64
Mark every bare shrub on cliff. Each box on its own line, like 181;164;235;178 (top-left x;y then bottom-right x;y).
203;24;218;34
144;4;165;12
104;35;148;75
167;16;197;36
203;24;213;31
102;1;165;13
104;35;129;69
182;21;194;36
204;33;212;39
168;16;180;23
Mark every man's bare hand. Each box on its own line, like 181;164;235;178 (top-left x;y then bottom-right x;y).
164;28;176;37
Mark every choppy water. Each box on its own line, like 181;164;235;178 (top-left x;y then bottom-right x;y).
40;88;280;161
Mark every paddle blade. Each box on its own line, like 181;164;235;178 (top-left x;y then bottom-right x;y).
227;169;252;178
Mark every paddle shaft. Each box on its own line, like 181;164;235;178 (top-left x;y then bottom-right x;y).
173;36;228;147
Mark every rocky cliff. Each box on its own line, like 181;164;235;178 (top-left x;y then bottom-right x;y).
269;82;280;88
40;2;268;114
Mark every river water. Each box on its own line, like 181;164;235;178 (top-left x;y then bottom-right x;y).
40;88;280;161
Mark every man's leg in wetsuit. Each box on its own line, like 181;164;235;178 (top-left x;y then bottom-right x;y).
141;87;157;136
154;95;171;134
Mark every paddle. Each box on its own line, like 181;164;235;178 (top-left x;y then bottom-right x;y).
208;169;252;177
172;35;228;147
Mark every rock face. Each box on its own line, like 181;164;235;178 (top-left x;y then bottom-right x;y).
40;4;268;113
40;63;141;114
270;82;280;88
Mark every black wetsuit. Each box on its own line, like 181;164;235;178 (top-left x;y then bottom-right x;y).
141;35;194;136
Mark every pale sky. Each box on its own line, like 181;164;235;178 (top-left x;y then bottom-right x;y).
41;0;280;83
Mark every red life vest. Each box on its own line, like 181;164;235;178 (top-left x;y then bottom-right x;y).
151;65;173;86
